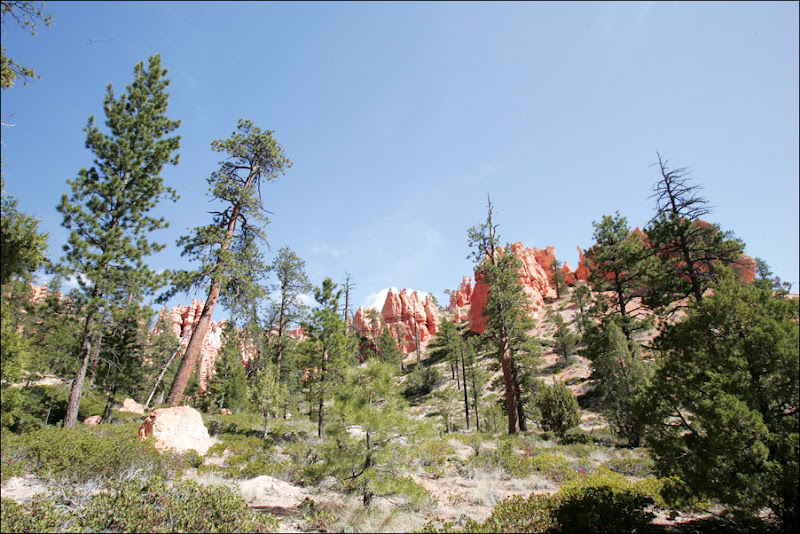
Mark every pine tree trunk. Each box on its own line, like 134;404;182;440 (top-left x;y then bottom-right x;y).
144;335;185;409
63;307;99;429
317;347;328;438
499;335;519;434
166;279;221;406
275;289;287;382
460;339;470;430
472;376;481;432
165;165;256;407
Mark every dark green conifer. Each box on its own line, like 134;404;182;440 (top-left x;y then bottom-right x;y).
54;55;180;428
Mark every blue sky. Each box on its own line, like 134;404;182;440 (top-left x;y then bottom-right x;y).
2;1;798;321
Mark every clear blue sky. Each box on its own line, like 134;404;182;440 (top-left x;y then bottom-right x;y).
3;1;798;320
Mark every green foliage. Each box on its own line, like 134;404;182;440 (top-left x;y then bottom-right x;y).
536;381;581;438
403;365;443;399
264;246;312;379
555;470;657;532
418;469;660;533
249;359;288;438
569;283;593;335
469;439;585;482
299;277;357;437
467;197;539;434
548;309;578;362
584;321;653;447
163;119;291;407
203;324;250;414
376;323;404;368
0;424;182;484
166;119;291;301
645;154;745;309
585;212;652;338
0;180;48;284
414;437;456;479
0;1;52;90
15;277;83;378
1;478;279;533
1;496;70;534
645;270;799;528
53;54;181;427
601;451;654;478
318;359;431;507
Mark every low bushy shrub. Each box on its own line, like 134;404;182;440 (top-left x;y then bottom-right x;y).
403;366;443;399
1;497;71;533
203;412;263;437
1;478;279;533
416;469;662;533
1;424;182;484
415;438;456;479
555;469;658;533
602;452;654;478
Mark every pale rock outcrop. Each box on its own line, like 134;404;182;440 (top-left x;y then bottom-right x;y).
83;415;102;425
120;398;145;415
138;406;213;456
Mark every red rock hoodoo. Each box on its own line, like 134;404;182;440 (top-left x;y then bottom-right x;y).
465;243;555;334
155;300;227;391
352;288;440;354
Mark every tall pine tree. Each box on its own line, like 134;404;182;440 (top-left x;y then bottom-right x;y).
164;119;291;406
300;278;357;438
267;246;311;382
54;55;180;428
467;196;537;434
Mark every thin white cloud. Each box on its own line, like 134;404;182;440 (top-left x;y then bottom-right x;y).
311;243;345;257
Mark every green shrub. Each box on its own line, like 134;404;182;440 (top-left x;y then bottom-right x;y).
483;493;559;532
403;366;443;399
1;497;71;533
536;382;581;438
416;438;456;479
555;469;657;533
1;478;280;533
203;412;263;437
416;494;559;533
560;431;593;446
602;452;654;478
415;469;661;533
2;424;182;483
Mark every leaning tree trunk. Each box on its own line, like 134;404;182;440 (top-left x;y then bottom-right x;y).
165;279;221;406
165;164;258;407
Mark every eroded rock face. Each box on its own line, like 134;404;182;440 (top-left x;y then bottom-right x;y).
448;276;474;309
466;242;554;334
138;406;213;456
353;288;440;354
573;247;590;283
155;300;228;391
